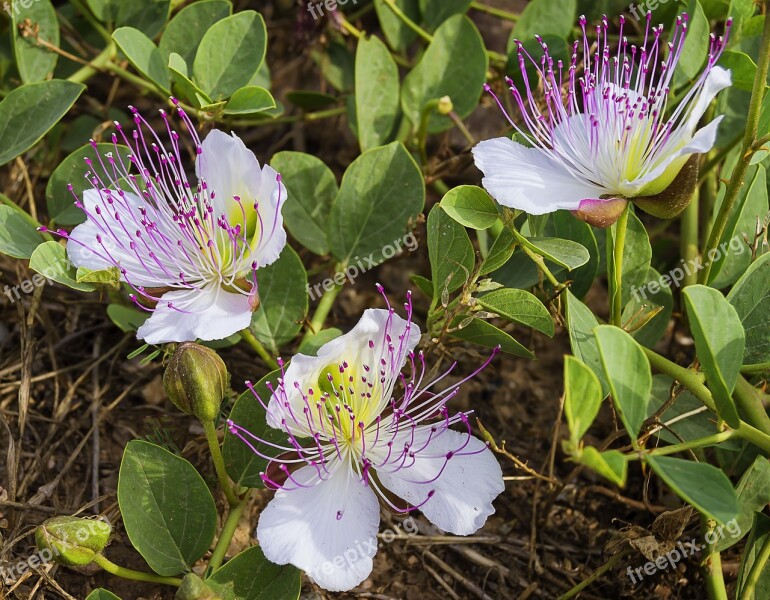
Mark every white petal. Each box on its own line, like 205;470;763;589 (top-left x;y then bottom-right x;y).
686;67;732;132
67;189;173;287
377;429;504;535
248;163;287;269
472;137;607;214
266;309;421;430
136;283;252;344
257;464;380;592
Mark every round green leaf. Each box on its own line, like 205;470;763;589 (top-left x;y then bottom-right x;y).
449;315;533;358
428;204;474;295
476;288;554;337
270;151;337;256
328;142;424;265
250;246;309;353
115;0;171;40
440;185;499;230
207;546;301;600
159;0;232;66
510;0;576;41
419;0;472;31
727;252;770;365
29;241;95;292
355;35;400;151
563;356;603;444
12;0;59;83
224;86;277;115
117;440;217;577
0;80;85;166
193;11;267;100
0;205;45;259
374;0;420;51
401;15;488;133
112;27;170;92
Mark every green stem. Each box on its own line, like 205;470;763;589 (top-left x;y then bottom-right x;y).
69;0;112;43
702;518;729;600
557;551;628;600
66;43;115;85
700;13;770;284
239;329;279;371
681;188;699;288
502;210;561;287
417;98;442;164
641;430;735;458
470;1;520;21
302;278;344;344
225;106;347;127
202;420;240;507
103;61;165;95
93;555;182;587
740;532;770;600
207;493;250;574
742;362;770;375
381;0;433;43
734;375;770;436
610;204;630;326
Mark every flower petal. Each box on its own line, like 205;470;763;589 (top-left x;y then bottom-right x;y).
685;67;732;132
136;283;252;344
472;137;607;214
377;429;504;535
266;308;421;430
257;464;380;592
68;189;174;287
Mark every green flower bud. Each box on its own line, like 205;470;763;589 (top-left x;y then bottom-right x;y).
164;342;229;422
634;154;699;219
437;96;454;115
35;516;112;566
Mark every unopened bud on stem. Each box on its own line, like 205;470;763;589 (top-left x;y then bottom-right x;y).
164;343;229;422
35;516;111;566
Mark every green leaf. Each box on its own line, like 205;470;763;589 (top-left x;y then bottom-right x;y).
159;0;232;66
595;325;651;439
355;35;400;151
29;241;95;292
410;274;434;298
440;186;499;230
250;247;308;353
450;315;533;358
193;11;266;100
543;211;600;298
577;447;627;487
0;205;44;259
476;288;554;337
682;286;743;428
737;512;770;598
512;0;576;40
480;228;515;276
564;291;609;395
374;0;420;51
85;590;123;600
113;27;170;92
168;53;212;107
564;356;604;445
12;0;59;83
85;0;120;21
46;143;133;226
270;152;336;256
297;328;343;356
427;205;474;295
328;142;424;264
525;237;590;271
646;455;739;524
716;457;770;551
672;0;709;85
223;371;285;488
419;0;472;31
223;86;276;115
610;210;652;307
107;304;149;333
401;15;488;133
727;253;770;365
207;545;301;600
0;80;85;166
623;266;674;348
118;440;217;576
115;0;171;40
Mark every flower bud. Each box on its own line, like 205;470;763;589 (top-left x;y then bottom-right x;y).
437;96;453;115
164;342;229;422
633;154;699;219
571;197;629;228
35;516;111;566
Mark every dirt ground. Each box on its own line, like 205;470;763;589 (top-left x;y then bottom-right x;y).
0;1;746;599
